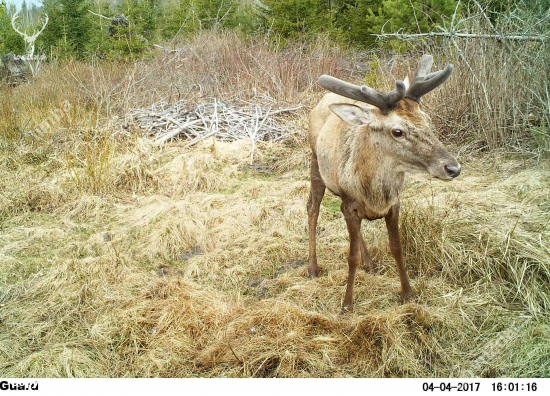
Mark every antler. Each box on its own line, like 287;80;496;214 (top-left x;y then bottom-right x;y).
10;12;26;39
405;55;453;102
317;55;453;113
317;75;406;115
36;14;49;38
11;12;49;48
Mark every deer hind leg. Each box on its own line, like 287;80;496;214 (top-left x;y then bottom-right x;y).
359;233;374;273
341;199;363;313
307;155;326;277
384;203;414;302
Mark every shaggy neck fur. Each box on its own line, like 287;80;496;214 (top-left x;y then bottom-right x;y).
338;124;405;219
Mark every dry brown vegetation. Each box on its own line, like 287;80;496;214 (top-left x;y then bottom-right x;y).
1;31;549;377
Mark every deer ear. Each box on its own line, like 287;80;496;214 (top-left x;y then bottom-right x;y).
329;103;374;126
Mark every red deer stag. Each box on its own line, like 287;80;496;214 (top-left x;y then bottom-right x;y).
308;55;461;312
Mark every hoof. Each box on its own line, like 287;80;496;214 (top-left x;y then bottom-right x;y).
362;263;375;274
339;305;353;316
308;267;320;277
400;290;416;304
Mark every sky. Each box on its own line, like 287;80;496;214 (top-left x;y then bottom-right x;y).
6;0;43;10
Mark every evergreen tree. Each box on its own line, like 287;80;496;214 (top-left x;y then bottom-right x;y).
0;1;26;54
86;0;114;56
260;0;333;40
367;0;459;35
332;0;383;47
41;0;94;57
20;0;28;25
160;0;256;39
259;0;460;47
107;0;157;58
118;0;159;39
193;0;239;30
160;0;198;39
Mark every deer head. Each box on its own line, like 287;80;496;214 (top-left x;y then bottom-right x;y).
317;55;460;181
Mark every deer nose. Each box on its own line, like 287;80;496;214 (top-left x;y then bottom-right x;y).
445;164;461;178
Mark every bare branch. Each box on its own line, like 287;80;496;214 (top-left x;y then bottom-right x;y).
88;10;112;20
131;99;301;147
373;31;549;42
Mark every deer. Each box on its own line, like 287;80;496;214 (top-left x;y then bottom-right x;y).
307;55;461;313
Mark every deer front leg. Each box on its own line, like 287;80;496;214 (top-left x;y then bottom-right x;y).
384;203;414;302
307;155;326;277
341;199;363;313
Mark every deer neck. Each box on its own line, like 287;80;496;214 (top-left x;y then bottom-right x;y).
340;129;405;219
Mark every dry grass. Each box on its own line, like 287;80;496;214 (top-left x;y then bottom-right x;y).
1;31;549;378
1;135;548;377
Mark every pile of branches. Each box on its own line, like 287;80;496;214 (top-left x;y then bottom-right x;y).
130;99;302;147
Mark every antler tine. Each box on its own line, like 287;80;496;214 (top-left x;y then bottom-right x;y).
413;54;434;79
10;12;25;37
318;75;406;115
35;14;49;38
405;55;453;102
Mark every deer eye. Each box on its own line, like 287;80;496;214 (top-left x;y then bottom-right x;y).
392;129;404;138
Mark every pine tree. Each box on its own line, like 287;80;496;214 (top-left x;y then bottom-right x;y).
159;0;256;40
194;0;239;30
118;0;159;39
258;0;460;47
0;1;25;54
260;0;333;40
160;0;197;39
86;0;114;56
108;0;156;58
20;0;28;25
41;0;94;57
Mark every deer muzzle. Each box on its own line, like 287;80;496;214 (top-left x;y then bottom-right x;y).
444;164;461;178
427;150;461;181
